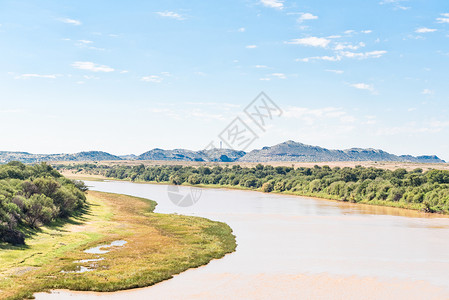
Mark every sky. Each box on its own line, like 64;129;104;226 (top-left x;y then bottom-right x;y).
0;0;448;160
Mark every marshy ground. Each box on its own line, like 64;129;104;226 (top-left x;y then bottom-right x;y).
0;191;236;299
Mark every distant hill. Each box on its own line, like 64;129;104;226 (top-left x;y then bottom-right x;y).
0;151;122;163
137;148;246;162
239;141;445;163
119;154;138;160
0;141;445;164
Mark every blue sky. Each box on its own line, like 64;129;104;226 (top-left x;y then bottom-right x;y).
1;0;448;160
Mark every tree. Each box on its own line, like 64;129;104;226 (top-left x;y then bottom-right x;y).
22;194;57;227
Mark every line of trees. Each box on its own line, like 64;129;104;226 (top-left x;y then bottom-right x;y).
60;163;449;214
0;162;87;244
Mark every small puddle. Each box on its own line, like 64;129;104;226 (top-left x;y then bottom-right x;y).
84;240;127;254
61;241;127;274
74;258;104;263
61;266;94;274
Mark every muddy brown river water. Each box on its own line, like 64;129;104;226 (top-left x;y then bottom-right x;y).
35;181;449;299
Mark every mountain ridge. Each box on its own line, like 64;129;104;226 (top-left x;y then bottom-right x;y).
0;141;445;163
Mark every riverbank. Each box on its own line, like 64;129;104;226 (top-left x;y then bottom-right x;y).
0;191;236;300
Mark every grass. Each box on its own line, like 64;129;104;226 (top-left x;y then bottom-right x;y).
0;191;236;300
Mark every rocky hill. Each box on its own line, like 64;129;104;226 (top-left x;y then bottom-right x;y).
0;151;122;163
238;141;445;163
136;148;245;162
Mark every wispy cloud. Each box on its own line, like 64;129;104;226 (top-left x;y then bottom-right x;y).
340;50;387;59
297;13;318;23
334;42;365;50
326;69;344;74
286;37;330;48
259;72;287;80
246;45;258;49
141;72;171;83
58;18;81;26
156;11;185;20
422;89;434;95
297;55;341;62
237;27;246;32
350;83;375;92
141;75;163;83
260;0;284;9
14;74;60;79
73;40;105;51
415;27;437;33
379;0;410;10
71;61;114;72
437;13;449;24
271;73;287;79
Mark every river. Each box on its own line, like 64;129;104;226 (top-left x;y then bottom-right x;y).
35;180;449;299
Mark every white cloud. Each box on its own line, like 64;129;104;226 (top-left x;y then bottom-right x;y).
297;55;341;62
156;11;185;20
238;27;246;32
141;75;163;83
379;0;410;10
71;61;114;72
350;83;375;92
254;65;268;68
326;69;344;74
422;89;434;95
14;74;60;79
59;18;81;26
260;0;284;9
78;40;93;44
259;78;271;81
362;30;373;34
286;37;330;48
437;13;449;23
297;13;318;23
415;27;437;33
334;42;365;50
271;73;287;79
340;50;387;59
246;45;258;49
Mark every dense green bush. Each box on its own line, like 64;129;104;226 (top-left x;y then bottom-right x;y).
0;162;87;244
60;163;449;214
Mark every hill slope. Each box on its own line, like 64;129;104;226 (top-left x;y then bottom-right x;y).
0;151;122;163
238;141;445;163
